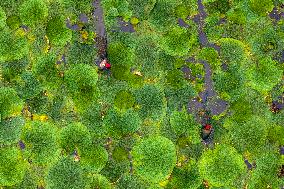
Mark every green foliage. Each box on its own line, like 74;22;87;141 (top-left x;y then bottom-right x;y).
0;116;25;146
158;26;197;56
47;0;65;18
6;15;21;30
65;64;99;109
247;57;282;93
59;122;91;154
102;0;132;22
0;6;6;29
219;38;246;64
17;71;42;100
249;0;274;16
46;156;85;189
250;26;283;57
225;98;254;124
213;63;245;102
19;0;48;27
66;42;97;65
223;21;247;40
205;0;231;15
0;0;20;16
175;0;198;19
0;29;29;62
164;83;197;111
114;90;136;110
33;53;62;87
267;125;284;146
165;69;186;89
95;75;129;104
112;146;129;162
248;150;282;188
13;169;38;189
2;58;28;83
148;0;179;31
108;42;134;68
169;109;200;143
133;35;160;80
103;108;142;137
227;7;247;25
229;116;269;154
132;136;177;183
25;91;49;115
198;47;221;70
128;0;156;20
21;121;60;165
80;102;106;138
46;16;72;47
166;161;202;189
116;174;150;189
86;174;113;189
46;93;70;122
0;147;26;186
0;87;23;120
112;64;132;81
0;0;283;187
63;0;93;14
134;84;165;120
101;159;130;182
79;144;108;173
9;169;39;189
198;144;246;187
107;42;135;80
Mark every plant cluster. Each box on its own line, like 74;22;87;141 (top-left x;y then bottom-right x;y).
0;0;283;188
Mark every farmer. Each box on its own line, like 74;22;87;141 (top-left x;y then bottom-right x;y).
99;58;111;70
201;123;214;144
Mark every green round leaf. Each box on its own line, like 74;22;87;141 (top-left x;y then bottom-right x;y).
0;87;23;119
132;136;177;183
0;116;25;146
198;144;246;187
79;144;108;173
0;147;26;186
46;16;72;47
19;0;48;27
0;6;6;29
46;156;85;189
114;90;136;110
59;122;91;154
21;121;60;165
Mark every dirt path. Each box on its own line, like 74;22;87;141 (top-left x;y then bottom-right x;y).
188;0;227;120
93;0;108;63
93;0;106;38
185;0;230;147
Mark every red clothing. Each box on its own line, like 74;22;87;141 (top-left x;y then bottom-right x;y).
105;62;111;69
204;124;212;130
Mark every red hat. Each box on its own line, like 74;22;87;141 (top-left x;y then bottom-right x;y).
204;124;212;130
105;62;111;69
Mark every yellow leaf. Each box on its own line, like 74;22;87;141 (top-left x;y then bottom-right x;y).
81;31;88;40
44;35;51;53
130;17;139;25
159;179;169;187
14;28;26;37
33;114;49;121
133;70;143;76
